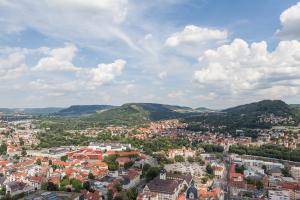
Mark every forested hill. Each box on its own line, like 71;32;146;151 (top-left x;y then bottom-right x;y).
82;103;203;126
184;100;299;131
57;105;114;116
222;100;293;116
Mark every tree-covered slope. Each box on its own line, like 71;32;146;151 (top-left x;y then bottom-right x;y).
82;103;200;126
290;104;300;119
57;105;114;116
184;100;298;131
222;100;293;116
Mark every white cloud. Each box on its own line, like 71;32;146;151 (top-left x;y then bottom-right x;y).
87;59;126;87
276;2;300;38
28;79;79;93
158;71;167;79
0;0;137;48
194;39;300;98
0;51;28;80
165;25;228;47
32;43;79;72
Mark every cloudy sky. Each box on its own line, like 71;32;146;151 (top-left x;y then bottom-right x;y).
1;0;300;108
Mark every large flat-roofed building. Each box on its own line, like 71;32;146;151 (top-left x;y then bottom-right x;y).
88;142;131;152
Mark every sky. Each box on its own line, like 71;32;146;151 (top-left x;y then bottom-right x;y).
1;0;300;109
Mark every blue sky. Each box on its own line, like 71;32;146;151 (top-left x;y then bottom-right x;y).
0;0;300;108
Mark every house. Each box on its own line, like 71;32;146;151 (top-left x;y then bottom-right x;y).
116;157;131;166
142;169;191;200
268;167;282;177
212;165;224;178
198;187;223;200
137;192;159;200
5;181;34;197
81;189;102;200
25;176;44;190
167;147;196;159
186;181;198;200
121;169;140;189
268;190;290;200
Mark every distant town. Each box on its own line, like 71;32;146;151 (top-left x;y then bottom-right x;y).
0;100;299;200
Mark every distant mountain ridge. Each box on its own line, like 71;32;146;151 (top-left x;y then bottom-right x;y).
82;103;207;126
57;105;115;116
0;107;63;115
222;100;293;116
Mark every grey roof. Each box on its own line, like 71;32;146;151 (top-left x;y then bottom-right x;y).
146;177;183;194
268;167;282;174
166;173;192;184
0;176;6;185
186;181;198;199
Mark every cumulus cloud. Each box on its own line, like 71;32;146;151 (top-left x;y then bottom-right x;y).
194;39;300;98
32;44;79;72
87;59;126;87
276;2;300;38
0;43;126;98
165;25;228;47
0;51;28;80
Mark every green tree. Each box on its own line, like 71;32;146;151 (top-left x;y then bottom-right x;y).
126;187;138;200
60;176;70;190
187;156;195;163
196;157;204;165
88;172;95;179
107;189;113;200
21;148;27;157
282;167;291;177
0;186;6;195
235;165;245;174
19;138;24;146
83;181;91;191
45;182;58;191
256;180;264;190
142;163;151;176
124;161;134;170
0;143;7;155
36;159;42;165
206;164;213;175
146;167;159;182
60;156;68;162
71;179;82;192
174;155;185;162
114;183;122;192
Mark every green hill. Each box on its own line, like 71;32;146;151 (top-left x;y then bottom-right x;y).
57;105;114;116
82;103;200;126
223;100;293;116
184;100;297;131
195;107;215;112
290;104;300;119
0;107;63;115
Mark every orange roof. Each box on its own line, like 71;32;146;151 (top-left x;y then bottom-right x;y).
14;172;27;177
88;161;108;168
53;160;70;167
0;160;9;166
199;187;220;199
176;194;186;200
29;176;44;182
49;176;60;185
105;151;140;156
212;166;223;171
